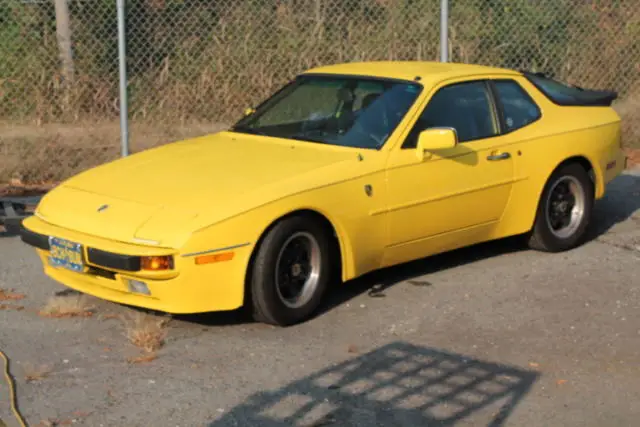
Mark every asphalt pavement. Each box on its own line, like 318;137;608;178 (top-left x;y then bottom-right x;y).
0;168;638;427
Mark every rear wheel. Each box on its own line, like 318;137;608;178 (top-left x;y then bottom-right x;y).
249;215;333;326
528;163;594;252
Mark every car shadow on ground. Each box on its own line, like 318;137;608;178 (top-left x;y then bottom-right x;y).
585;172;640;241
176;171;639;327
206;341;540;427
175;236;528;328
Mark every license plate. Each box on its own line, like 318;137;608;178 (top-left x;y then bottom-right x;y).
49;237;84;273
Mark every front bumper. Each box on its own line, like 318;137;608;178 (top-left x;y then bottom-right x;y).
20;216;249;314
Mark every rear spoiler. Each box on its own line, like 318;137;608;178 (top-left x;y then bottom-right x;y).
562;89;618;107
521;71;618;107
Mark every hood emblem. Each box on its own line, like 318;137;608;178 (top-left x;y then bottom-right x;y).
97;204;109;213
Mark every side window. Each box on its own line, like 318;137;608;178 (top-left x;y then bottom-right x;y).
493;80;541;132
403;81;498;148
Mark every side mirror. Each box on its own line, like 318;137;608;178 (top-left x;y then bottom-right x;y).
416;127;458;160
244;107;256;117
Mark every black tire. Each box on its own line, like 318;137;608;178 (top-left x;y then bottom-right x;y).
249;215;334;326
527;162;594;252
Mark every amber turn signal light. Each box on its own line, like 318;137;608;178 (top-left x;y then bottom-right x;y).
195;252;234;265
141;255;174;271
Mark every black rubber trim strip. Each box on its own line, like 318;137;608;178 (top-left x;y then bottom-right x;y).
18;225;144;273
19;227;50;250
86;247;141;272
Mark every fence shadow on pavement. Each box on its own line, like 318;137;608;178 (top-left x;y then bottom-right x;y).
207;341;539;427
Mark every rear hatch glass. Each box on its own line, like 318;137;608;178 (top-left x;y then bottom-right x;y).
523;72;617;107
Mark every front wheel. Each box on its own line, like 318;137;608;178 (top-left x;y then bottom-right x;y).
249;216;334;326
527;163;594;252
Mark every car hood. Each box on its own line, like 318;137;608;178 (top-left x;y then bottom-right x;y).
36;131;361;248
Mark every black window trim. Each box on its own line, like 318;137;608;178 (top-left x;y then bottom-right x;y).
401;78;501;149
488;78;543;135
484;80;504;134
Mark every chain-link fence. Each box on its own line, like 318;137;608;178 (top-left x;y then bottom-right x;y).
1;0;639;184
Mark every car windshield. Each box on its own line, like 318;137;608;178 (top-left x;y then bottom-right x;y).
230;75;423;149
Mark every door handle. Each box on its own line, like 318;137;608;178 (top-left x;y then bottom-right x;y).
487;152;511;161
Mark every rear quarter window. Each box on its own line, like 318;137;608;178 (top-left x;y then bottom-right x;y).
492;80;541;132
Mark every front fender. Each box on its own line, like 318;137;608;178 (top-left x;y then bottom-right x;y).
180;176;387;287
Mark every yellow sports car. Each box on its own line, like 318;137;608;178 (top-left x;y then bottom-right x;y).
20;61;627;326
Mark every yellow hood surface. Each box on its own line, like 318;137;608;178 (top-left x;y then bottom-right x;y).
36;131;360;247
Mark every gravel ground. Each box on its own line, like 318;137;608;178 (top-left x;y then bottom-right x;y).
1;168;639;427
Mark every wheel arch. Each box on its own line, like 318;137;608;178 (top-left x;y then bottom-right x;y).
243;208;349;306
526;154;598;251
553;155;598;194
527;154;598;231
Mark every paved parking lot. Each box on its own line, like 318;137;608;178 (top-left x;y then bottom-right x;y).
1;168;639;427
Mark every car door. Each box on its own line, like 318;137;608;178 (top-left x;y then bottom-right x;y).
381;78;515;267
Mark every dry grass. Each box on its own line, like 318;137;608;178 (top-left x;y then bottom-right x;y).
624;149;640;169
123;311;170;354
0;177;56;197
1;1;638;187
99;313;121;321
0;288;26;301
0;303;24;311
39;294;95;318
0;120;227;184
127;353;159;364
22;362;53;383
613;87;640;168
1;93;638;188
0;287;25;309
614;87;640;151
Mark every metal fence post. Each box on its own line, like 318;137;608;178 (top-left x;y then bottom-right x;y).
440;0;449;62
117;0;129;157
